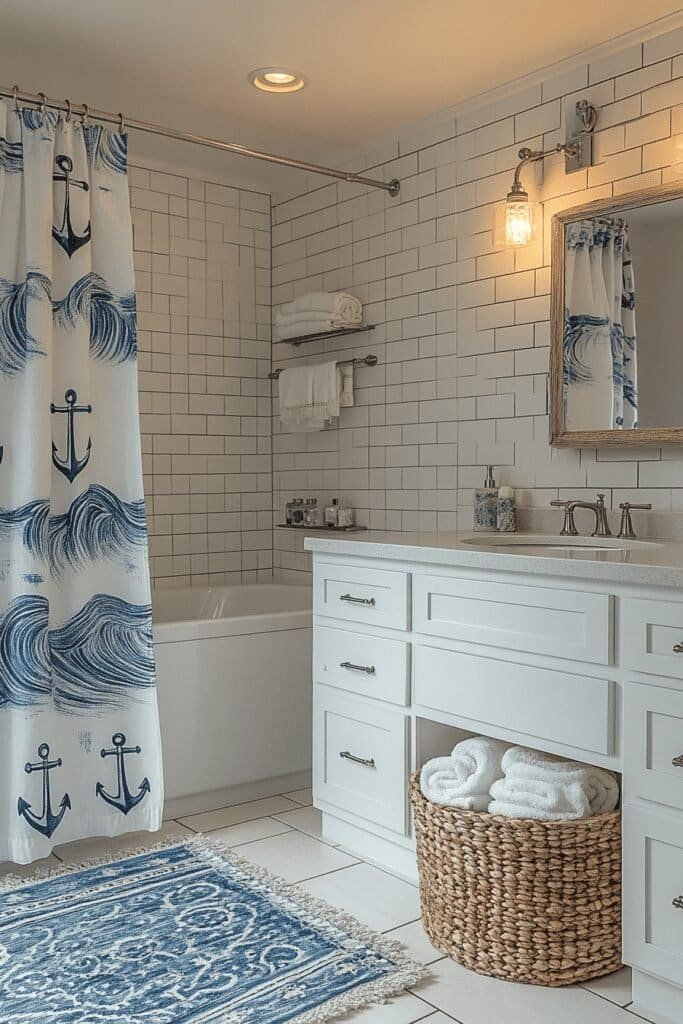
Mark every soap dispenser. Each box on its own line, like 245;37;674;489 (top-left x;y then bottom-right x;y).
473;466;498;532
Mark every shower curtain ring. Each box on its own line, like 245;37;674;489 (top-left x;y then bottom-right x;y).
118;112;125;134
81;103;89;126
11;84;20;112
37;92;48;114
64;98;72;123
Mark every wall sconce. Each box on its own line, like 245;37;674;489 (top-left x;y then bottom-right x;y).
496;99;599;248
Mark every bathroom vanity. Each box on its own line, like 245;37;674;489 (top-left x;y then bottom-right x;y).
306;531;683;1024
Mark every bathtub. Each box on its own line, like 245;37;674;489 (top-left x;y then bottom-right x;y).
153;584;312;816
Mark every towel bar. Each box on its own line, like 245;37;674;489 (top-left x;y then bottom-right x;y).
268;354;378;379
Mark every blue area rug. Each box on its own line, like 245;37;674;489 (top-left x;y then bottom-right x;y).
0;835;425;1023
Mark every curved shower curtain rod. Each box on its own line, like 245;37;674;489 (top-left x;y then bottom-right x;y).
0;83;401;197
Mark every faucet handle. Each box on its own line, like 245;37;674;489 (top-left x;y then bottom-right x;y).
550;499;578;536
618;501;652;540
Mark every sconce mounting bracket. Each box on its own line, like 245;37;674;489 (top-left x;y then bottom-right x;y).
563;99;598;173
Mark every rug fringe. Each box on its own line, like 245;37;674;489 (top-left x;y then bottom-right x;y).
0;831;429;1024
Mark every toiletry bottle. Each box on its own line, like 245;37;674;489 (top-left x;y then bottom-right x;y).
325;498;339;528
473;466;498;532
337;500;355;528
496;485;516;533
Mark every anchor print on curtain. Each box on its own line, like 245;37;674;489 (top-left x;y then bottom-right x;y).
0;101;163;864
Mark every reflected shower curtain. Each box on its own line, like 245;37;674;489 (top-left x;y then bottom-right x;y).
0;102;162;864
564;219;638;430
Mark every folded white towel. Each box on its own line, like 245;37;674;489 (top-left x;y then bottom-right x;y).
488;747;620;820
277;292;362;320
420;736;510;811
278;362;341;433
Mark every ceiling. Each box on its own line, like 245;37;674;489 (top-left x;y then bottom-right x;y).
0;2;680;192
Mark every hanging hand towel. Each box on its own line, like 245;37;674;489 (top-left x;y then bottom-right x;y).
279;362;341;432
420;736;510;811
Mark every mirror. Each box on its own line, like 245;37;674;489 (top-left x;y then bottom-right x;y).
549;181;683;447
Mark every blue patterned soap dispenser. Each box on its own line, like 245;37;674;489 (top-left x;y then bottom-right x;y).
496;486;516;532
473;466;498;532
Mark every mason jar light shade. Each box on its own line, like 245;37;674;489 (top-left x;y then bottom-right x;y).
494;198;542;248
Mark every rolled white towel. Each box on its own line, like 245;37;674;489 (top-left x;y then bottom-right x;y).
277;291;362;321
420;735;509;811
500;747;619;815
489;776;593;820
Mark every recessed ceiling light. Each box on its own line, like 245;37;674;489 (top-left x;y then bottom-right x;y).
248;67;306;93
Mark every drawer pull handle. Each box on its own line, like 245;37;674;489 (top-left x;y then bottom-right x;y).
673;896;683;910
340;661;376;675
339;750;376;769
672;755;683;768
673;644;683;654
340;593;375;607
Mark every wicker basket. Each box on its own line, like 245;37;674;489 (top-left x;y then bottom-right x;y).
409;773;622;986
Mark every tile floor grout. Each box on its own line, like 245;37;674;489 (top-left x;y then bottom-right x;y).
2;789;650;1024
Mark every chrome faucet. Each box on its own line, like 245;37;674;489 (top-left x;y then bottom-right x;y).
617;501;652;539
550;493;612;537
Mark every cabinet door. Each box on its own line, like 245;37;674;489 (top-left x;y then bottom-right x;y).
621;598;683;680
314;561;409;630
314;625;409;705
414;644;614;756
623;805;683;987
413;574;612;665
313;688;409;834
624;682;683;812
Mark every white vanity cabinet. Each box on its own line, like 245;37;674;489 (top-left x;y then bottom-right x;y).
308;542;683;1024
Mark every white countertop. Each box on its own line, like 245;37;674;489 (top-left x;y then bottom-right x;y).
304;530;683;588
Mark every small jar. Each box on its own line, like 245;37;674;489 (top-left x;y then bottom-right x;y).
496;486;516;533
304;498;322;528
289;498;305;526
337;502;355;528
325;498;339;528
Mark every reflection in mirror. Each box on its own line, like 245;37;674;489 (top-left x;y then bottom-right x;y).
550;184;683;446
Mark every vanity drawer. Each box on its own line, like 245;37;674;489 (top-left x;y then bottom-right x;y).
624;682;683;812
313;689;409;834
314;560;409;630
414;644;614;755
621;598;683;680
314;625;409;705
413;574;612;665
623;805;683;987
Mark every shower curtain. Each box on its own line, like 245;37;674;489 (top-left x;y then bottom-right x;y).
564;218;638;431
0;102;162;864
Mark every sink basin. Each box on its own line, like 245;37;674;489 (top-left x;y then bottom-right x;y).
461;533;661;553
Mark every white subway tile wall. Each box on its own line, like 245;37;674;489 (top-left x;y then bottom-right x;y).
271;26;683;578
130;167;272;586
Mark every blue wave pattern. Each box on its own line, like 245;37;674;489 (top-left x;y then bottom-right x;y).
53;272;138;362
563;312;610;386
0;595;50;709
0;137;22;172
0;593;154;712
51;594;155;713
0;486;147;574
0;271;51;375
83;124;127;174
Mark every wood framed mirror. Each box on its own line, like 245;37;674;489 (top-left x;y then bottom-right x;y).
549;180;683;447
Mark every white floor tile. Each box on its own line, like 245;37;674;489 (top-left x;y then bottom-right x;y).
53;821;191;865
235;829;357;883
179;795;300;832
283;788;313;805
415;957;638;1024
298;862;421;932
0;854;61;879
208;816;293;848
581;967;632;1007
336;992;437;1023
386;921;446;965
274;804;325;839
